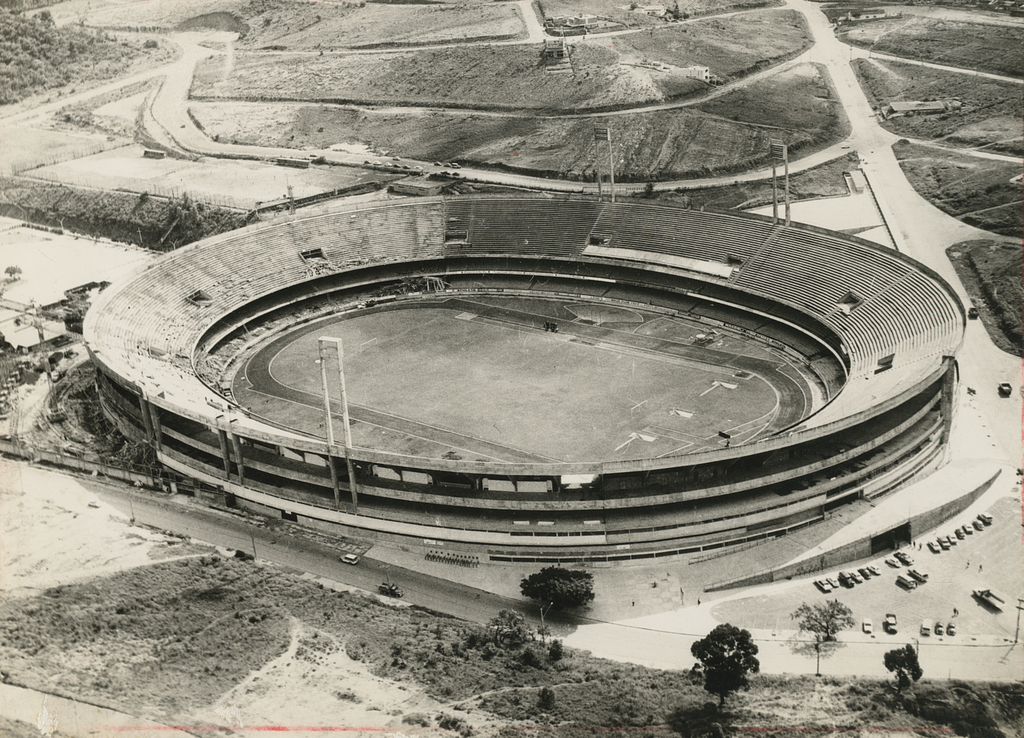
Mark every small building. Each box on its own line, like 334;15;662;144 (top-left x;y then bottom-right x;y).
883;100;956;119
682;65;711;83
847;9;888;21
635;5;666;17
544;37;568;58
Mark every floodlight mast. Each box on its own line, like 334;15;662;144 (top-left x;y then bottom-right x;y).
770;140;790;226
318;337;359;511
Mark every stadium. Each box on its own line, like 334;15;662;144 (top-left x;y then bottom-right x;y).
84;195;965;564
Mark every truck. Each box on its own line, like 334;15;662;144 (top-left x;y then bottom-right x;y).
973;588;1006;610
379;582;404;598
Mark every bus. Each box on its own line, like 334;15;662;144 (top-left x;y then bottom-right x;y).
972;588;1006;611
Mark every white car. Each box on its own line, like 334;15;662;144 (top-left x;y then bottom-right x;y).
863;618;873;634
340;553;360;565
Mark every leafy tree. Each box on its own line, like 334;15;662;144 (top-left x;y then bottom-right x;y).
4;265;21;281
884;644;923;693
489;608;531;648
690;623;760;707
791;600;855;675
520;566;595;609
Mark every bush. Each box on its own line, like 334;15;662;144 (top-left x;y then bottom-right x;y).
548;639;563;662
538;686;556;711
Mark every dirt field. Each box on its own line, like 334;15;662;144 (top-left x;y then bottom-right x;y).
892;140;1022;238
838;16;1024;78
191;10;809;113
852;58;1023;157
28;144;387;209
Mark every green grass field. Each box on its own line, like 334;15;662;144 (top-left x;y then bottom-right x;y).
238;296;800;463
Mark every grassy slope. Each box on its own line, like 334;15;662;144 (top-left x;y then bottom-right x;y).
237;0;526;50
2;555;1022;735
0;10;165;105
190;57;840;180
852;58;1023;157
892;140;1022;238
192;10;809;112
946;240;1023;357
648;151;861;211
838;16;1024;78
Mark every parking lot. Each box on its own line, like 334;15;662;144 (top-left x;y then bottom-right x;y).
712;493;1023;644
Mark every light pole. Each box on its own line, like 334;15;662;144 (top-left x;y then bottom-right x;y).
539;601;554;643
318;337;359;511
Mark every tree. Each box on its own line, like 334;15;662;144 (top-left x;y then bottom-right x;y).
538;686;556;711
884;645;922;693
520;566;595;609
4;265;21;281
791;600;855;675
690;623;760;707
488;608;531;648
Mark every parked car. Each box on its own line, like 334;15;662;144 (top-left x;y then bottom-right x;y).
432;161;443;166
895;551;913;565
866;565;881;577
849;570;863;584
927;541;941;554
934;622;944;636
973;520;985;531
884;613;898;633
885;557;901;568
896;575;917;590
961;524;974;535
340;553;360;565
920;619;933;636
838;572;855;587
863;618;873;634
997;383;1013;397
967;307;979;319
943;535;957;546
937;538;951;550
815;579;832;593
858;567;873;580
946;622;956;636
955;528;965;540
977;512;993;525
907;569;929;583
826;577;841;589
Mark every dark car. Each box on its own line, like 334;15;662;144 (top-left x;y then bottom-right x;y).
998;383;1013;397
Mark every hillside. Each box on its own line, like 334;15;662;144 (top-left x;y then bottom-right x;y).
0;553;1022;736
0;9;166;105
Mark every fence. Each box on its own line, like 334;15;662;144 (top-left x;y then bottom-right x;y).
0;436;161;488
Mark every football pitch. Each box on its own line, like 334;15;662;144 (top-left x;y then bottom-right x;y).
234;296;810;463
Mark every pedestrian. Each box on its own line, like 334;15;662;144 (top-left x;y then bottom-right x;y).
979;564;983;571
697;598;701;606
966;561;969;568
632;601;635;607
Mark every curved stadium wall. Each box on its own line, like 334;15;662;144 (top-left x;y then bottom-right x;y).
84;196;965;563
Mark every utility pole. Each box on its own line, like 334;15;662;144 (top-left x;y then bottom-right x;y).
1015;598;1023;644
